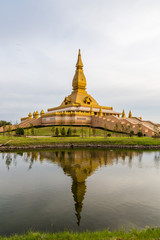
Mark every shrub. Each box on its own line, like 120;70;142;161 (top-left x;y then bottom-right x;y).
129;130;134;137
137;131;143;137
15;127;24;136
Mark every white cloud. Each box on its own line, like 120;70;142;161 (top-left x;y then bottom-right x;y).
0;0;160;122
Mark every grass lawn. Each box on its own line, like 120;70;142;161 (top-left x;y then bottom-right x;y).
0;228;160;240
0;126;128;137
1;135;160;147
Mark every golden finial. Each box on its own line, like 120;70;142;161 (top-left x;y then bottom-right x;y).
122;109;126;118
35;111;39;119
76;49;83;69
128;110;132;118
40;110;44;117
28;112;32;120
33;111;36;118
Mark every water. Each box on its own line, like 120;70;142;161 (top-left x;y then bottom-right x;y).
0;149;160;235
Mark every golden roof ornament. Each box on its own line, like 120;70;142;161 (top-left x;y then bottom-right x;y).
122;109;126;118
40;110;44;116
28;112;32;120
128;110;132;118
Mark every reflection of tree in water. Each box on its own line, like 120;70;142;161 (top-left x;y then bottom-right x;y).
5;153;12;171
1;149;144;225
154;152;160;168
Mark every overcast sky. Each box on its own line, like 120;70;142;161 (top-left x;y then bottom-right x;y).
0;0;160;123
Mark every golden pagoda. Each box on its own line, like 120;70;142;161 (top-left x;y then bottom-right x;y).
47;49;120;116
13;49;159;138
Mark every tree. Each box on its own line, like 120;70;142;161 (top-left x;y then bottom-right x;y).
81;127;84;138
0;120;11;127
92;128;96;137
7;125;12;136
67;128;71;136
30;124;34;136
55;128;59;137
15;127;24;136
104;123;107;138
61;127;66;136
51;126;55;137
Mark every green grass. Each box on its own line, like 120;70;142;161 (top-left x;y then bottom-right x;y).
1;126;128;137
1;135;160;147
1;228;160;240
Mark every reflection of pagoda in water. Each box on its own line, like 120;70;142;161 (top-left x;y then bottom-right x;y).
32;150;140;225
2;150;143;225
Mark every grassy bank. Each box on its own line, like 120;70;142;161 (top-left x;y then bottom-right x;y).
1;228;160;240
0;126;128;137
1;135;160;148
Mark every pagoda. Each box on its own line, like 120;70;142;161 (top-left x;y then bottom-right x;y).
1;49;158;137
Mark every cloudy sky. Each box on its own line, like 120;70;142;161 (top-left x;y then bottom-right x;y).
0;0;160;123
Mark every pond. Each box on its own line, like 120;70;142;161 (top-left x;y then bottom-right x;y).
0;149;160;235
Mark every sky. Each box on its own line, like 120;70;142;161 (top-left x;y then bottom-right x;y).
0;0;160;123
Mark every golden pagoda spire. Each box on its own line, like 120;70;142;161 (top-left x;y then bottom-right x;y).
71;180;86;226
122;109;126;118
72;49;86;92
128;110;132;118
76;49;83;69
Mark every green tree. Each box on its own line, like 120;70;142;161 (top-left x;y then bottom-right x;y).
51;126;55;137
55;128;59;137
81;127;84;138
61;127;66;136
30;124;34;136
67;128;71;136
7;125;12;136
92;128;96;137
104;123;107;138
15;127;24;136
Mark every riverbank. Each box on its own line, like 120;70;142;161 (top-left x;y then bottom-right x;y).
1;136;160;150
1;227;160;240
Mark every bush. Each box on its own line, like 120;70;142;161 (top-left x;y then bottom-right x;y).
15;127;24;136
61;127;66;136
129;130;134;137
137;131;143;137
67;128;71;136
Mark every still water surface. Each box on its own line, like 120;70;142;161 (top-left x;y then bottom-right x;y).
0;149;160;235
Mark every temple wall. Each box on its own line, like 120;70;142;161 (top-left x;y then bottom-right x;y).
41;115;91;125
92;115;154;137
